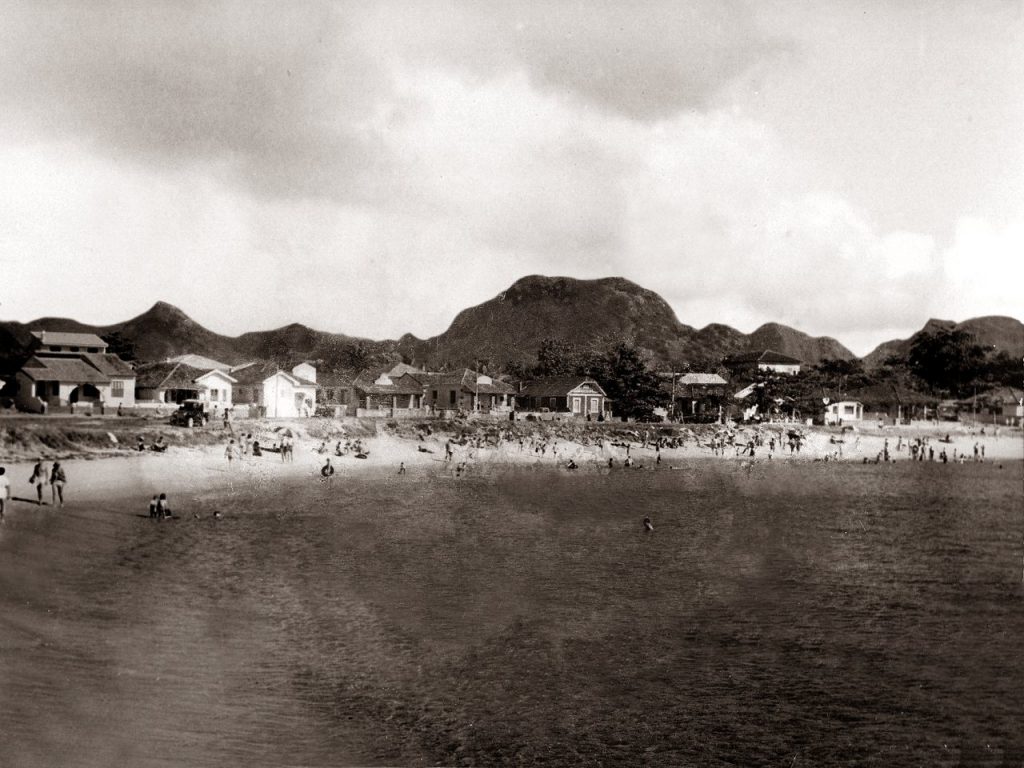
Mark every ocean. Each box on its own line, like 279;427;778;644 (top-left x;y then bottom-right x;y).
1;460;1022;767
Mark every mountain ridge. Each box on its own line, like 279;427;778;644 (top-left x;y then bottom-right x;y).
3;276;1020;371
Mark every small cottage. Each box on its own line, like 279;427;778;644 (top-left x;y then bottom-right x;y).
517;376;609;418
824;400;864;425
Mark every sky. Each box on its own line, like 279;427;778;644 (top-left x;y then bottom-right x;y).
0;0;1021;356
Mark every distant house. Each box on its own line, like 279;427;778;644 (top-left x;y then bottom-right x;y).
824;400;864;425
517;376;609;418
979;387;1022;426
845;383;935;422
165;354;232;372
135;361;236;407
673;372;727;421
231;362;317;417
724;350;802;376
352;370;426;416
316;371;353;415
413;369;516;415
13;331;136;411
31;331;108;355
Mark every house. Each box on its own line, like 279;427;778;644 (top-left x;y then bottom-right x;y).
165;353;232;372
231;362;317;417
724;350;802;376
316;371;354;416
824;400;864;425
12;331;137;411
672;372;728;421
516;376;609;418
413;369;516;414
135;362;236;407
352;370;426;416
30;331;108;355
979;387;1022;426
844;383;935;423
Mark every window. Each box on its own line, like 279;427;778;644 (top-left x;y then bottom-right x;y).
51;346;62;352
111;380;124;397
87;347;99;353
449;390;456;405
210;389;220;402
35;382;46;397
432;390;438;401
69;346;79;352
843;404;855;415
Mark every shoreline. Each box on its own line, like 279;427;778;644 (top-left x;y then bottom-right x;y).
1;420;1020;524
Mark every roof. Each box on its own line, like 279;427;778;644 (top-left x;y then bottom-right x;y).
195;369;237;384
20;356;111;384
80;353;135;378
135;361;207;389
167;354;231;371
453;369;515;394
353;372;425;396
845;383;935;406
387;362;424;377
678;372;728;386
519;376;607;398
979;386;1022;405
31;331;108;348
726;350;802;365
230;362;314;387
316;371;352;387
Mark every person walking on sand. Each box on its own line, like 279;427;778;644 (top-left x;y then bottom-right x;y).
49;461;67;507
225;439;237;465
398;462;406;475
29;459;46;505
0;467;10;523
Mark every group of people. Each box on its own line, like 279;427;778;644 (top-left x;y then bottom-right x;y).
224;433;272;464
0;460;67;521
148;493;172;519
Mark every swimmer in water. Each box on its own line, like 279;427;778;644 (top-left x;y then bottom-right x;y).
643;516;654;532
213;510;222;519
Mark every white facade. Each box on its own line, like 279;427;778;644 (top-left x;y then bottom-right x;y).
824;400;863;425
292;362;317;383
195;370;236;408
758;362;801;375
262;372;317;417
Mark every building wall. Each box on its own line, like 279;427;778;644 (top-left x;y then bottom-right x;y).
758;363;801;375
105;376;136;407
261;374;316;417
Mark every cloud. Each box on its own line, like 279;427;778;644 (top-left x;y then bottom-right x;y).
0;0;391;202
394;0;788;120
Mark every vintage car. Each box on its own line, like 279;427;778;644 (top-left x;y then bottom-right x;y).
168;399;209;427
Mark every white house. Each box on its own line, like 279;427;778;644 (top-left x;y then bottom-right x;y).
231;362;317;417
824;400;864;425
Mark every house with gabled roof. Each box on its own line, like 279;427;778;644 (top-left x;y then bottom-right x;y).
231;362;317;417
411;369;516;415
672;372;728;421
352;369;426;416
516;376;609;418
13;331;137;411
724;350;802;376
135;361;236;408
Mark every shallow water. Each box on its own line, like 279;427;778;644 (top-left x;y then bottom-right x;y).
2;460;1022;766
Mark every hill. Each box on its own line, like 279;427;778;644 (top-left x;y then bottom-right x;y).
395;275;854;368
0;275;905;372
863;316;1024;368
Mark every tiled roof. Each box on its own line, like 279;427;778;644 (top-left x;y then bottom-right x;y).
135;362;206;389
20;356;111;384
519;376;606;398
726;350;802;365
167;354;232;371
678;373;728;386
31;331;107;348
354;372;424;395
229;362;278;385
81;353;135;378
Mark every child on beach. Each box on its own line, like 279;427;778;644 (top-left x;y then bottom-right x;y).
49;462;66;507
225;440;237;465
0;467;10;522
149;495;159;519
157;493;171;519
29;460;46;505
321;458;335;484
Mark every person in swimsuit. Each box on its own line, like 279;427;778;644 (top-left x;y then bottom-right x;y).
49;462;67;507
29;460;46;505
0;467;10;522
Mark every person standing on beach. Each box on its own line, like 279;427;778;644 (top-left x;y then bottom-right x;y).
157;493;171;519
49;462;66;507
29;460;46;505
321;458;335;485
0;467;10;522
225;439;237;465
149;495;159;519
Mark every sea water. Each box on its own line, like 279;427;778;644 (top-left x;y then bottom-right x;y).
1;460;1022;767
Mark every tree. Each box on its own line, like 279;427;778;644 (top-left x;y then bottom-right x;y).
593;342;664;420
908;329;988;396
101;331;137;362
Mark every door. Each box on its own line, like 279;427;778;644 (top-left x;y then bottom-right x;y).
572;396;582;414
